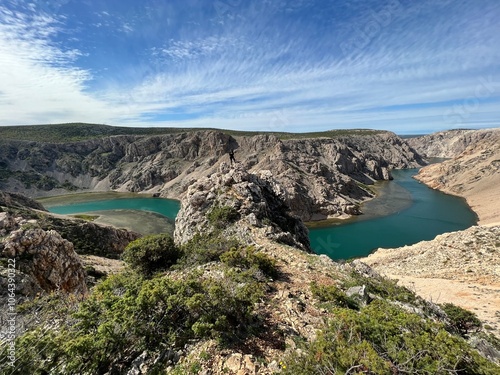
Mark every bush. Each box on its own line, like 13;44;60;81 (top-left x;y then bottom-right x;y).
179;232;240;266
4;268;265;374
310;281;358;310
206;204;239;229
283;300;499;374
123;234;181;277
220;246;279;279
441;303;482;336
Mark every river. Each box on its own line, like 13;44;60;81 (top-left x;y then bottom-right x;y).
40;168;477;260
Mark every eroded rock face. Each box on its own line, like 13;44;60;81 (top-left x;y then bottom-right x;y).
1;227;88;296
412;128;500;225
174;163;311;252
0;130;425;221
407;128;498;158
0;191;46;211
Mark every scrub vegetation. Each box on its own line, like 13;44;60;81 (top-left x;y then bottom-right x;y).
0;123;386;143
2;231;499;374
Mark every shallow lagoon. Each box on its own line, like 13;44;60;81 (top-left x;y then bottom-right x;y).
40;169;477;260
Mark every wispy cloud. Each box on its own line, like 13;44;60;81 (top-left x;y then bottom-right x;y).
0;0;499;133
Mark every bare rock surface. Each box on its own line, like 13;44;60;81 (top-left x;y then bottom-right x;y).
1;226;88;297
411;128;500;225
0;130;425;221
174;163;310;252
406;128;493;158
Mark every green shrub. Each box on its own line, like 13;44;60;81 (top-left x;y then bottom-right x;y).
4;268;265;374
179;231;240;266
310;281;358;310
206;204;239;229
283;300;499;374
123;234;181;277
441;303;482;336
344;270;416;303
220;246;279;279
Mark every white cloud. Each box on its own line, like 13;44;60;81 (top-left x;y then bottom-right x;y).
0;6;119;124
0;0;499;134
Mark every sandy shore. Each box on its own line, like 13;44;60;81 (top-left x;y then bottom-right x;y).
38;192;176;235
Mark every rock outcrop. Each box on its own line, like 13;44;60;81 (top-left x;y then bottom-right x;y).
411;128;500;225
0;191;46;211
0;191;139;300
174;163;310;252
1;225;88;297
0;129;425;221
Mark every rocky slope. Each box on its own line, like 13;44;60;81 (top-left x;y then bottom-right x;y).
406;128;495;158
0;129;425;221
359;225;500;338
0;192;139;300
410;128;500;225
174;163;310;251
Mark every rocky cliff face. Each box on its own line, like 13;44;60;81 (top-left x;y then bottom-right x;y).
0;130;425;221
407;128;497;158
411;128;500;225
174;163;310;251
1;224;88;297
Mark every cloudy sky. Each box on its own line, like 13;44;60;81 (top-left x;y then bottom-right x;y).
0;0;499;134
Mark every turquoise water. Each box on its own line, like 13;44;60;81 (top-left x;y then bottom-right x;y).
48;197;180;221
309;169;477;260
45;169;477;260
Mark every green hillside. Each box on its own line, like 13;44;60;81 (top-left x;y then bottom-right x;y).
0;123;385;143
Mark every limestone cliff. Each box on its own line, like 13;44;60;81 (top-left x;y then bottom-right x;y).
411;128;500;225
174;163;310;252
0;129;425;221
406;129;492;158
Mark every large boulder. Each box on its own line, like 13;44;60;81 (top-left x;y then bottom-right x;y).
1;227;88;297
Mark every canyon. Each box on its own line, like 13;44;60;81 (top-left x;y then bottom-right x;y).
1;125;499;374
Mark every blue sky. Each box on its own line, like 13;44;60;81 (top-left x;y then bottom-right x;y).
0;0;499;134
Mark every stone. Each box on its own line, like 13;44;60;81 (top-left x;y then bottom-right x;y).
1;227;88;296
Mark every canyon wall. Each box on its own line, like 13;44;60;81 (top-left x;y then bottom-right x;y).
409;128;500;225
0;130;425;221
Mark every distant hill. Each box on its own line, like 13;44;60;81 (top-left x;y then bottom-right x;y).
0;122;385;143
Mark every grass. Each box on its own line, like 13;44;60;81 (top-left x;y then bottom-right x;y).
0;123;388;143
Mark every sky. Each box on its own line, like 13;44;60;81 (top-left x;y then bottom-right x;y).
0;0;499;134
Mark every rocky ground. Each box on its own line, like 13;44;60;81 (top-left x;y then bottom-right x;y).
360;225;500;337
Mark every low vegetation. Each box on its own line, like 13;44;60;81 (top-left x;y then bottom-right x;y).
1;232;273;374
122;233;181;277
0;123;387;143
283;299;498;374
441;302;482;336
2;231;499;374
206;204;240;229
